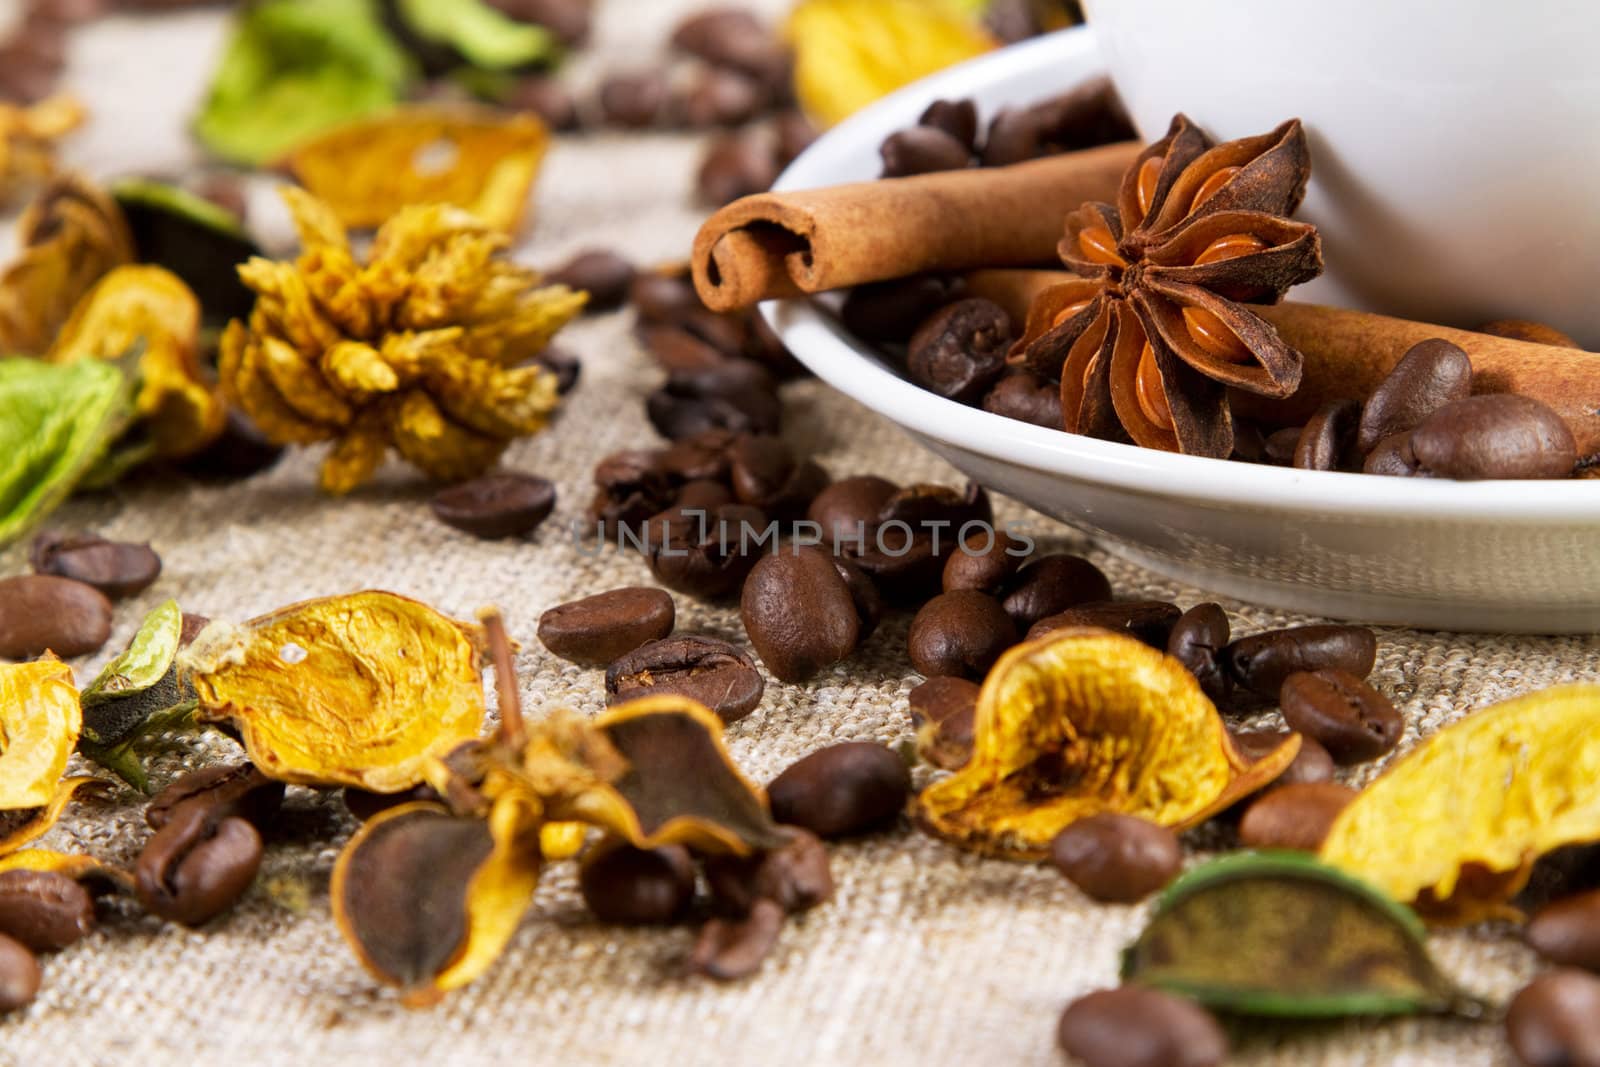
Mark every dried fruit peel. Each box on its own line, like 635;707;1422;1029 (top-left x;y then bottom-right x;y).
1320;684;1600;924
0;96;85;205
282;107;549;234
0;658;83;810
184;591;486;792
0;778;98;855
916;628;1298;858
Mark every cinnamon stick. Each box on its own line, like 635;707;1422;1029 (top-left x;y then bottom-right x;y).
691;142;1140;312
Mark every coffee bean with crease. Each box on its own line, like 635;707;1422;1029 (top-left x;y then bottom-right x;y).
1279;669;1402;765
1228;728;1335;787
908;590;1017;679
430;472;556;539
1050;813;1181;903
1263;425;1303;466
1506;969;1600;1067
879;481;992;537
538;587;675;667
652;429;733;483
145;762;284;831
1030;76;1137;152
579;841;695;925
689;897;784;981
1409;394;1577;479
942;530;1027;594
727;435;829;520
906;299;1012;403
982;106;1045;167
806;475;897;550
681;67;767;128
1294;398;1362;471
918;98;978;152
589;449;676;537
880;125;972;178
546;248;635;312
647;360;781;440
1357;338;1474;453
841;274;966;345
135;803;263;926
1230;416;1269;463
29;531;161;600
1364;431;1427;477
696;133;779;207
1222;625;1377;702
0;574;113;659
767;742;910;838
0;870;94;953
670;8;781;79
640;323;728;374
630;270;701;324
1528;890;1600;970
644;501;768;599
675;479;734;512
849;532;942;604
1058;986;1228;1067
705;828;833;916
0;934;38;1015
1029;600;1181;649
605;635;764;723
1167;603;1231;705
983;368;1064;429
909;676;978;770
741;547;869;683
1238;782;1358;852
1000;554;1112;630
505;76;578;131
598;70;669;128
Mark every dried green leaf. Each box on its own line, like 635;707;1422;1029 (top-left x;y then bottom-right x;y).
1121;851;1487;1019
79;600;197;791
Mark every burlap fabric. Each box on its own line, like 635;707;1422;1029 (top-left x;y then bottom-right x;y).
1;3;1596;1064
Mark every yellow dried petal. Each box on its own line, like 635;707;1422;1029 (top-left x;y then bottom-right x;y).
425;360;558;439
258;335;354;428
282;107;550;234
218;320;330;445
0;657;82;810
537;821;587;861
319;407;390;496
456;284;586;365
387;388;506;482
1321;684;1600;925
321;340;399;397
0;777;97;855
184;591;486;792
915;628;1299;859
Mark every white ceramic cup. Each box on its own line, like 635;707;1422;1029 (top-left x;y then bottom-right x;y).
1083;0;1600;346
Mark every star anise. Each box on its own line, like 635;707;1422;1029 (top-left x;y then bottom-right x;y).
1013;115;1323;457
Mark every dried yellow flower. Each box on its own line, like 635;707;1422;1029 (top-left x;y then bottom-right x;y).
0;172;135;355
916;628;1300;859
220;188;584;492
47;265;225;458
282;107;549;234
182;591;487;792
0;96;85;206
0;657;97;855
1321;684;1600;925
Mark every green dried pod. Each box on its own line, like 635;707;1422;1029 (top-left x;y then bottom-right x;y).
79;600;197;791
1121;851;1487;1019
111;178;261;328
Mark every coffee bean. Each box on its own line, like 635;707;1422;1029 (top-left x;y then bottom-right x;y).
0;42;58;105
840;274;966;345
505;76;579;131
942;530;1026;593
1478;318;1580;348
1528;891;1600;970
145;762;284;831
533;344;581;394
0;575;113;659
806;475;897;550
1293;398;1361;471
671;7;781;78
1057;986;1228;1067
430;471;556;539
1030;77;1137;151
1000;554;1112;630
1228;728;1335;786
741;547;865;682
1364;431;1427;476
1167;603;1231;705
487;0;589;46
590;449;675;536
1279;669;1402;765
768;742;910;838
647;360;781;440
0;934;39;1015
850;533;943;604
880;125;972;178
135;804;263;926
29;0;105;24
728;435;828;520
905;298;1012;403
640;323;729;378
178;408;285;480
1237;781;1358;851
918;98;978;152
646;501;768;599
909;675;978;769
538;587;675;667
0;870;93;953
658;430;737;483
546;249;635;312
908;590;1017;679
773;109;817;167
982;107;1045;166
1230;416;1269;463
1049;813;1182;903
606;635;764;723
705;827;833;916
982;368;1064;429
1028;600;1180;650
1358;338;1474;453
833;556;883;641
29;532;161;600
689;896;784;981
697;133;780;207
674;480;733;512
676;307;751;360
682;67;766;128
879;480;991;535
598;70;669;128
1506;969;1600;1067
1263;425;1303;466
1410;394;1578;479
1223;625;1377;701
630;270;701;324
578;841;694;925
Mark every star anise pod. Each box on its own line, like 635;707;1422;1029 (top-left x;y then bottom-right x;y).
1013;115;1323;457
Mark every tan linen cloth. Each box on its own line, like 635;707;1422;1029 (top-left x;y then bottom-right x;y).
1;3;1595;1065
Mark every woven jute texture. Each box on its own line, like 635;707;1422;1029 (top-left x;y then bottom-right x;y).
2;3;1597;1065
